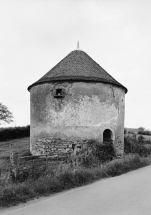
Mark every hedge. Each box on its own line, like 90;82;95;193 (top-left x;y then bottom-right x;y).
0;125;30;141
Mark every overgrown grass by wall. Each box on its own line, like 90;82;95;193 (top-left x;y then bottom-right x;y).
0;154;150;208
0;126;30;141
1;134;151;208
124;135;151;156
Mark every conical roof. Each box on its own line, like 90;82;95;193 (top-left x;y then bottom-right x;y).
28;50;127;93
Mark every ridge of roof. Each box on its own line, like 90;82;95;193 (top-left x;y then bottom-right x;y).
28;50;127;93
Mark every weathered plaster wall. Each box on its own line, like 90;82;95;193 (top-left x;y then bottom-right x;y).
30;82;125;156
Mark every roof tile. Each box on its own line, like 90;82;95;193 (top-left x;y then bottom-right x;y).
28;50;127;93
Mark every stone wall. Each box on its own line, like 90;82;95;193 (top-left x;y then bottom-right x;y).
32;137;90;161
30;81;125;156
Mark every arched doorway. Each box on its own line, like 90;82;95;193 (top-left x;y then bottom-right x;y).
101;129;115;161
103;129;113;142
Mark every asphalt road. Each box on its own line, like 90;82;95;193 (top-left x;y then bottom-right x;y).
1;165;151;215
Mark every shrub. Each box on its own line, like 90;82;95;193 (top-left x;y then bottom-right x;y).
58;171;75;188
81;153;99;168
138;130;151;135
0;182;35;207
138;135;144;143
10;160;47;183
137;145;151;157
104;154;149;177
124;135;151;157
81;139;116;168
74;168;95;185
93;143;116;162
124;135;137;154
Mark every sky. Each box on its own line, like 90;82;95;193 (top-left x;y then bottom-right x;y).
0;0;151;129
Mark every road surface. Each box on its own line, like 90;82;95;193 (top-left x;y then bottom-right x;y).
1;165;151;215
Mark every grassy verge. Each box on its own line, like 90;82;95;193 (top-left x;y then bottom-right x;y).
0;154;150;208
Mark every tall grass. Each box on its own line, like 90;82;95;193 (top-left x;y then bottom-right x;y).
124;135;151;156
0;154;150;208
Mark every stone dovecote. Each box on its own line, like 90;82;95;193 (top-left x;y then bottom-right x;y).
28;49;127;157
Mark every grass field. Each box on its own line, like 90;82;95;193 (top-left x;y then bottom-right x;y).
0;137;30;166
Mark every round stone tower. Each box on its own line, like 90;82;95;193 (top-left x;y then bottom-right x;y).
28;49;127;156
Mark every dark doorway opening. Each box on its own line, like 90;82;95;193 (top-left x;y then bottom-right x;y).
101;129;115;161
103;129;112;142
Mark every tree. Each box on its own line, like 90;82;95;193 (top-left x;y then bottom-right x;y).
138;135;144;143
0;102;13;124
138;127;145;132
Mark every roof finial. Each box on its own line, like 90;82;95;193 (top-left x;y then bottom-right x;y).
77;41;80;50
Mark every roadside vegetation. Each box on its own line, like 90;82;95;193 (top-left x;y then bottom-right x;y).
0;127;151;208
0;154;150;208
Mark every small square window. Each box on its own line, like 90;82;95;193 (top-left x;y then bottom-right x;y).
54;88;65;98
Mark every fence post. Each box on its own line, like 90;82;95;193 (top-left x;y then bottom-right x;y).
32;159;34;178
45;155;48;171
9;142;14;167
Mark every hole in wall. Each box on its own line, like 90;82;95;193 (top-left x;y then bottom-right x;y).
103;129;113;142
54;88;65;98
101;129;115;160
